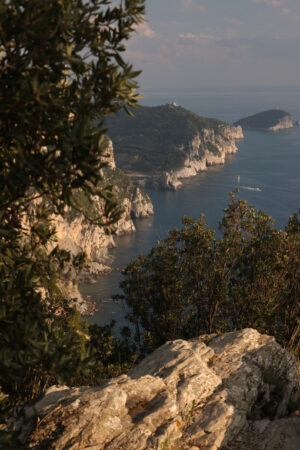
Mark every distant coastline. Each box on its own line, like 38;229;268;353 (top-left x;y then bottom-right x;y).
106;104;244;190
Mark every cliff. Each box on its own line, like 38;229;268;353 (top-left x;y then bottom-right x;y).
24;329;300;449
234;109;293;131
106;104;243;190
52;139;153;309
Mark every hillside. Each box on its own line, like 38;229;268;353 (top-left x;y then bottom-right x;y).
106;104;243;189
234;109;293;131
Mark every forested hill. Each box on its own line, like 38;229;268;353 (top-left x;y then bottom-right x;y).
234;109;292;130
105;104;224;173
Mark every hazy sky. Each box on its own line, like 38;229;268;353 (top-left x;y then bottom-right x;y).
126;0;300;90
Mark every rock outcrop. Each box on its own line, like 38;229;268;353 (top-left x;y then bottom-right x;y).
54;139;153;278
54;189;153;279
268;115;293;131
51;139;153;310
133;125;243;191
163;125;243;190
25;329;300;449
234;109;293;132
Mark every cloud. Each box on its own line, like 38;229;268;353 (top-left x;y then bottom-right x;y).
135;22;156;38
251;0;300;20
179;29;237;43
252;0;284;6
179;32;217;42
180;0;206;11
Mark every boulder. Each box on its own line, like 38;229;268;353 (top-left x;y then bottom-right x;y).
25;329;300;449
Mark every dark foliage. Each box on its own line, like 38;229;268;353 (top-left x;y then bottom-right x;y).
0;0;145;426
118;193;300;357
234;109;292;129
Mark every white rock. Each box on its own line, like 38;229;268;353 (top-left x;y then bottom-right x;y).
268;115;293;131
148;124;244;190
52;139;154;289
26;329;299;449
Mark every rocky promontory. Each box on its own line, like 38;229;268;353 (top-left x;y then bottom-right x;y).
23;329;300;449
55;139;153;276
106;104;243;190
52;139;153;311
234;109;293;131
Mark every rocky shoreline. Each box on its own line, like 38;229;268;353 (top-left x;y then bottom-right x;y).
133;124;243;191
107;104;244;191
55;110;245;312
57;122;244;312
53;139;154;312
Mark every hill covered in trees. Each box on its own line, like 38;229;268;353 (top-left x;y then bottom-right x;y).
234;109;293;131
106;104;242;174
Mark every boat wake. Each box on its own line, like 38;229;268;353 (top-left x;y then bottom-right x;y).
240;185;262;192
236;175;261;192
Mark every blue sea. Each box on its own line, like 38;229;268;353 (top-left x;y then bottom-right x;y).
80;86;300;328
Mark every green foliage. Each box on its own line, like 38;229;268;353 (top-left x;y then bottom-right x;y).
66;166;135;219
86;322;138;382
67;308;90;352
0;0;145;219
0;0;145;426
106;104;223;173
119;193;300;357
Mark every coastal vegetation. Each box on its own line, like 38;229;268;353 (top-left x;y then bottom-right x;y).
106;104;225;172
118;192;300;358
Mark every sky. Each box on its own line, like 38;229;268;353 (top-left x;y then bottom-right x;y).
126;0;300;90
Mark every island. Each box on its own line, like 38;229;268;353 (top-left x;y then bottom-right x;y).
106;104;243;190
234;109;293;131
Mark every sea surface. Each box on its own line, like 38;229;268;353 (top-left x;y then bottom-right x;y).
80;86;300;329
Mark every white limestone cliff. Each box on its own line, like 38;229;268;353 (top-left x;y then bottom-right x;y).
144;125;243;190
24;329;300;449
268;115;293;131
131;186;154;218
53;139;153;299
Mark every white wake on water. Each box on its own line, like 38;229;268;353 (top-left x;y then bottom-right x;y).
236;176;261;192
240;186;262;192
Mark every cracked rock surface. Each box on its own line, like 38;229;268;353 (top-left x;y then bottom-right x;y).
26;329;300;449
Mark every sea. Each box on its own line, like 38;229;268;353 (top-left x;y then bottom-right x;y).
80;86;300;330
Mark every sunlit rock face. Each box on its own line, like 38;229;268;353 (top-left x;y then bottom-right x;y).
136;124;243;191
25;329;300;449
172;125;243;183
53;139;153;290
131;186;154;218
268;115;293;131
